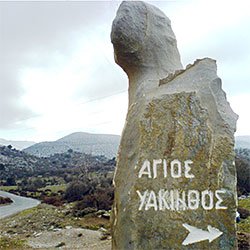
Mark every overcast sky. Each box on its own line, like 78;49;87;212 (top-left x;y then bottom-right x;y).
0;0;249;142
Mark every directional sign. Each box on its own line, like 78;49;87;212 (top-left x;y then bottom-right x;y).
182;223;223;245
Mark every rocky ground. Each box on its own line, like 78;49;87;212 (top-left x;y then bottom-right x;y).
27;228;111;250
0;198;249;249
0;204;111;249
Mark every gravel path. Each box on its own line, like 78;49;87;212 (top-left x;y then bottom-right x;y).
27;228;111;250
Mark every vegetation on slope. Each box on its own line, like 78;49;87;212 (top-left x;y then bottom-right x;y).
0;196;12;206
235;148;250;195
0;145;250;249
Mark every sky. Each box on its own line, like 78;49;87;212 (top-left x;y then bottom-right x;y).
0;0;249;142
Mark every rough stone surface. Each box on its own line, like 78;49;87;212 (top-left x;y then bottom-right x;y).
111;2;238;250
111;1;182;105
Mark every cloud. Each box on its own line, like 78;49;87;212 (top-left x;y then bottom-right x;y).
1;1;249;140
0;60;34;128
157;0;250;100
22;90;128;142
0;1;122;130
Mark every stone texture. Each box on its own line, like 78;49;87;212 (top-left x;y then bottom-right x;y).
111;1;182;105
111;2;238;250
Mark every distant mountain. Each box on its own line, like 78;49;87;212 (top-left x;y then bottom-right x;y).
235;136;250;149
23;132;120;158
0;138;36;150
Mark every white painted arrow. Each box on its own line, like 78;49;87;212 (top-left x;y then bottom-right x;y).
182;223;223;245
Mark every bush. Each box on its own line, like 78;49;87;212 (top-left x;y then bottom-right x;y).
235;149;250;195
73;206;97;217
94;187;114;210
6;176;16;186
0;237;25;249
64;181;90;202
42;195;63;207
71;186;114;216
0;196;13;205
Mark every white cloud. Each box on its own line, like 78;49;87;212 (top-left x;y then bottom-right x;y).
0;1;122;131
18;23;128;141
21;91;128;142
0;1;249;141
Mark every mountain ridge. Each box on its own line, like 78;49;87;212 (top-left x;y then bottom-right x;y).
0;138;36;150
23;132;120;158
2;133;249;159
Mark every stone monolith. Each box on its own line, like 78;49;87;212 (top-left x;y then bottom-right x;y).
111;1;238;250
111;1;183;105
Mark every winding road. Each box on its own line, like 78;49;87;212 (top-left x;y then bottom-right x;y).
0;190;40;219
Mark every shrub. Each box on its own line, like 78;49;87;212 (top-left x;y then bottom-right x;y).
235;151;250;195
64;181;90;202
0;196;13;205
73;206;97;217
42;195;63;207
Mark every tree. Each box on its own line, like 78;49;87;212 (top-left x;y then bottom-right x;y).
32;178;45;189
64;181;90;202
19;178;28;189
6;176;16;186
235;156;250;195
67;149;73;154
0;164;5;171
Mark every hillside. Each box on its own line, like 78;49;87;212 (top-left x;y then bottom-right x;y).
236;136;250;149
22;133;250;158
0;145;115;186
23;132;120;158
0;138;35;150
